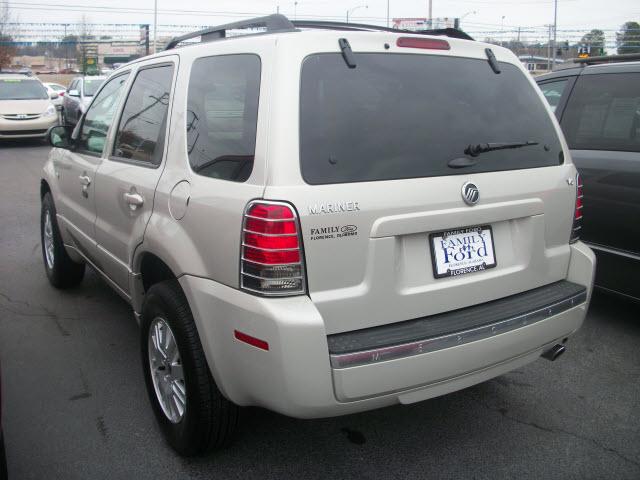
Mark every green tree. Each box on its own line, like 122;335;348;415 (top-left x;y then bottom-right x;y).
580;29;606;55
616;21;640;54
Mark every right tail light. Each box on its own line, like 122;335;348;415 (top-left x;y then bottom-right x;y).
570;173;583;243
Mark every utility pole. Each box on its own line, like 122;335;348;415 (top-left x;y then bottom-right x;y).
517;26;521;42
153;0;157;54
428;0;432;28
546;24;552;71
551;0;558;68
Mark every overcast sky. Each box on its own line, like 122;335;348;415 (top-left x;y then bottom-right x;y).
6;0;640;45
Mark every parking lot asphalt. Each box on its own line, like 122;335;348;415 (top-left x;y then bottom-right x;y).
0;141;639;480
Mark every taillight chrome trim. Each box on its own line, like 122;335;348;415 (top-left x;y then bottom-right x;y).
240;199;308;297
570;173;583;244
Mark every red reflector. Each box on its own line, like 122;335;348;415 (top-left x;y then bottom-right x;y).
247;204;294;220
244;232;299;249
234;330;269;351
396;37;450;50
245;217;297;235
244;246;300;264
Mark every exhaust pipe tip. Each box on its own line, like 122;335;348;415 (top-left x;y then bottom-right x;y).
542;344;566;361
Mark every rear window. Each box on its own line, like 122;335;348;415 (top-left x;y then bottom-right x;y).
300;54;563;185
561;73;640;153
83;78;105;97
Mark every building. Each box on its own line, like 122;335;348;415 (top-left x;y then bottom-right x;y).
518;55;565;75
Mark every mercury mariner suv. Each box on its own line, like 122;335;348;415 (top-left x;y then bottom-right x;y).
39;15;596;456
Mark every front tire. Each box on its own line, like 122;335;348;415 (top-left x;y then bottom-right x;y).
141;280;238;456
40;192;85;288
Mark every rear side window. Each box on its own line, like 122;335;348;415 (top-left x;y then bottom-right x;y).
113;64;174;165
186;54;261;182
300;54;563;185
561;73;640;153
539;79;569;113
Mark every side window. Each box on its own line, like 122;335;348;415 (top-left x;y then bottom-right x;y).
77;73;130;155
561;73;640;152
539;79;568;113
112;64;174;166
186;54;261;182
68;80;78;92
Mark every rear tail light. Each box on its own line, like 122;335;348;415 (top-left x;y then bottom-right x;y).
570;173;583;243
241;201;306;296
396;37;450;50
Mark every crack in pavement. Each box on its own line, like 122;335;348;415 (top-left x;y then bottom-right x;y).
0;291;74;336
471;393;640;469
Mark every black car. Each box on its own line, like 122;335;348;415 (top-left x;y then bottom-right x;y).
537;56;640;301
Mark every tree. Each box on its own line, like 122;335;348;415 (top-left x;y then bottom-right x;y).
0;2;15;69
580;29;606;55
616;21;640;54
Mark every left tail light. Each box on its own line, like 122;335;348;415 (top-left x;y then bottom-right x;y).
240;200;306;296
570;173;583;243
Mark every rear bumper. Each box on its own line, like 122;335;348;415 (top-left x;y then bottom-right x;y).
180;241;595;418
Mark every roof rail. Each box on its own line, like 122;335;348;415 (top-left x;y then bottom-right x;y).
573;52;640;65
293;20;474;40
165;14;295;50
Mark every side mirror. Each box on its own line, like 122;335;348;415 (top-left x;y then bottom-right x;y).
68;89;80;97
47;125;73;149
50;92;58;100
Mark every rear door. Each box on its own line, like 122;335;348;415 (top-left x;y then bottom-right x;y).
93;60;176;293
54;72;130;261
265;44;577;335
559;70;640;256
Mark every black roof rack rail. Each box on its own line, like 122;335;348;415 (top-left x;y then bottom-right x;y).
165;14;295;50
164;14;474;51
292;20;474;40
573;52;640;65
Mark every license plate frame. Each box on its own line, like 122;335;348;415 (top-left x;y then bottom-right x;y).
429;225;497;279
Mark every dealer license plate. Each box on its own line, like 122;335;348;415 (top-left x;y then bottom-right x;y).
430;226;497;279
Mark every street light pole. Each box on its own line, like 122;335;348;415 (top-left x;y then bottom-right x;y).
551;0;558;68
153;0;157;54
386;0;389;28
346;5;368;23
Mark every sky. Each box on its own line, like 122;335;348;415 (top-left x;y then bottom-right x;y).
3;0;639;47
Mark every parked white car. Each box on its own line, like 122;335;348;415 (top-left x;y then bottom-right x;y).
40;15;595;456
44;82;66;109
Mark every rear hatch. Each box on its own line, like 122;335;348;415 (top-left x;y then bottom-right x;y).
265;40;576;335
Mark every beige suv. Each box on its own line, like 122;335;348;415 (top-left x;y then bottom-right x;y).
0;74;59;139
40;15;596;456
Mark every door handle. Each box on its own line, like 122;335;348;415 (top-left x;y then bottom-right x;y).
123;192;144;209
79;175;91;186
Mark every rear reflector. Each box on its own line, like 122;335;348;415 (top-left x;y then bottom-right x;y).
570;173;583;243
241;201;307;296
234;330;269;351
396;37;451;50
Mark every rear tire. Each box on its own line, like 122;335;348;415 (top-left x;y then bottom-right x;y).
40;192;85;289
141;280;238;456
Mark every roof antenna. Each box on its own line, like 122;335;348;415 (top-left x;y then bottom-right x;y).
338;38;357;68
484;48;501;74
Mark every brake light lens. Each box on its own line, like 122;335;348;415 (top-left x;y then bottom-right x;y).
396;37;451;50
570;173;583;243
241;201;306;295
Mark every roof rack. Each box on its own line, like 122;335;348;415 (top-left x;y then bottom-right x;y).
165;14;474;50
292;20;474;40
165;14;295;50
573;52;640;65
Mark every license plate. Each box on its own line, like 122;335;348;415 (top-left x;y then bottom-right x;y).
430;226;497;279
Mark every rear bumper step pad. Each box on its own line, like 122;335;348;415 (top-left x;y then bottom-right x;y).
328;281;587;368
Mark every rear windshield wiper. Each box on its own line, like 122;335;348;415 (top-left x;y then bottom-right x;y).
464;141;538;157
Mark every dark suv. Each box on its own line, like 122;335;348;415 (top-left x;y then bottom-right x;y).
537;57;640;301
